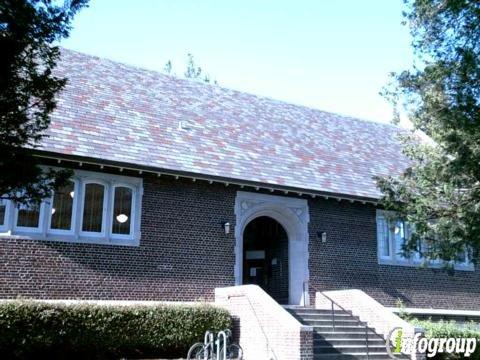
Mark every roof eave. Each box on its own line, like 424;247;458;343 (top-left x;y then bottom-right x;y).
32;149;380;205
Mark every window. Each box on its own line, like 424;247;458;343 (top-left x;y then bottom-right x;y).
0;199;8;231
393;219;410;261
376;210;473;270
376;214;391;260
0;200;6;225
15;202;44;232
111;186;133;236
50;181;76;233
81;182;106;234
0;169;142;246
0;199;7;226
376;214;412;262
456;249;469;265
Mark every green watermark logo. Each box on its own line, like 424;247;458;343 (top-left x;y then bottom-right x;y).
386;327;477;358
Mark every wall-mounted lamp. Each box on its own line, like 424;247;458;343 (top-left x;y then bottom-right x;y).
317;231;327;243
222;222;231;235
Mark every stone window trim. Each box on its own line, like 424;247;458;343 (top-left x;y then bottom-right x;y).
376;209;474;271
0;169;143;247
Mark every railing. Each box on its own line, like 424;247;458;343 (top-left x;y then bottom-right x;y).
303;281;370;360
227;293;279;360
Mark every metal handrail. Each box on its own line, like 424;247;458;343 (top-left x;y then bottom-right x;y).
303;281;370;360
227;293;278;360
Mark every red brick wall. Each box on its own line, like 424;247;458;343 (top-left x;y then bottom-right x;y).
0;175;236;300
308;198;480;310
0;171;479;309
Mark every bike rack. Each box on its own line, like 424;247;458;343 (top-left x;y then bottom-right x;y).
204;330;214;360
216;330;227;360
187;329;243;360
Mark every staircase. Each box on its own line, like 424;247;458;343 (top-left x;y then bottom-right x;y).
287;307;395;360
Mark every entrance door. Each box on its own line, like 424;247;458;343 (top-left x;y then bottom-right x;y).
242;216;289;304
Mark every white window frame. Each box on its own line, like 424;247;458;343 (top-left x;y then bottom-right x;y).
110;183;136;240
0;169;143;246
79;179;109;238
376;213;392;261
13;201;46;234
47;179;79;236
0;199;12;233
376;210;474;271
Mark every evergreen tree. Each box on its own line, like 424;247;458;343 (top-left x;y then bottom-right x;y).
164;53;217;84
377;0;480;266
0;0;87;204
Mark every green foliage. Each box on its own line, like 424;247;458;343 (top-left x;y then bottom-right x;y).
377;0;480;266
163;53;218;84
0;0;88;204
410;319;480;359
395;299;414;322
0;300;231;359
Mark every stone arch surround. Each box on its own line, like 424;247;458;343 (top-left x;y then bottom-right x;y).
234;191;310;305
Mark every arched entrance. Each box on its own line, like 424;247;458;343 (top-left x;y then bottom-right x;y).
242;216;289;304
234;191;310;305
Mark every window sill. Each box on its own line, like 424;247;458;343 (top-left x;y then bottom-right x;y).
0;232;140;247
378;258;474;272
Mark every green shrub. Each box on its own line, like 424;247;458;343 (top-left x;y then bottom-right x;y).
411;319;480;360
0;301;231;359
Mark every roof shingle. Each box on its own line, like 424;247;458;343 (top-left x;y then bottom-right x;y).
39;49;407;199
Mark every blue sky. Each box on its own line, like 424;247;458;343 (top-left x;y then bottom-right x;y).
62;0;414;124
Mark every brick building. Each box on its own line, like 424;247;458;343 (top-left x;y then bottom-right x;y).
0;49;478;312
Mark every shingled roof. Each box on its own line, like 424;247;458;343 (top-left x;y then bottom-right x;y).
38;49;407;200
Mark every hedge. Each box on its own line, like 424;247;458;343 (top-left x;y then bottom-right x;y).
411;319;480;360
0;301;231;359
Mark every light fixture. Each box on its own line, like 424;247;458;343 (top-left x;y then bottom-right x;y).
116;214;129;223
51;208;56;215
222;222;231;235
317;231;327;243
69;191;75;198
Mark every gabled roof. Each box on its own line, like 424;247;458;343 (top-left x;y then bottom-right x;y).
38;49;407;199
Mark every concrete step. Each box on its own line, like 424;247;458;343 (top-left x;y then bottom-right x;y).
300;319;365;326
289;309;353;316
314;345;389;353
311;325;379;333
287;307;391;359
285;305;317;309
315;332;384;341
295;313;360;320
315;339;386;347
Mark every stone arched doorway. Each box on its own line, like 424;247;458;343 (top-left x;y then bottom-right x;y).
234;191;310;305
243;216;289;304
